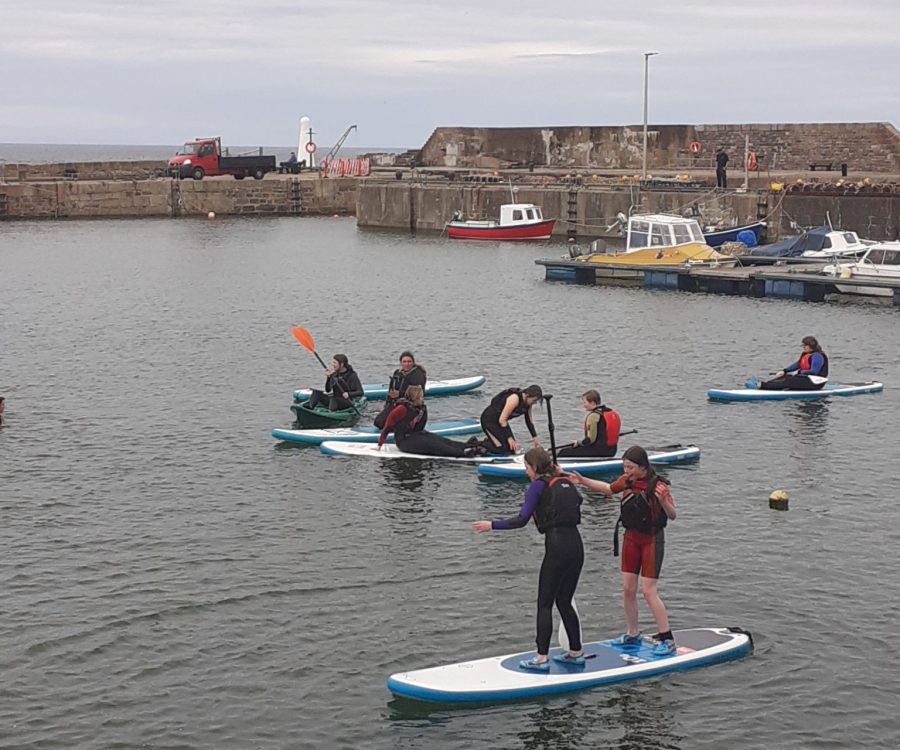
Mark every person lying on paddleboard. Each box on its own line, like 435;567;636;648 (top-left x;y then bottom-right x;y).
759;336;829;391
376;385;486;457
557;390;620;459
304;354;364;411
472;447;585;671
373;351;427;429
479;385;543;455
567;445;677;656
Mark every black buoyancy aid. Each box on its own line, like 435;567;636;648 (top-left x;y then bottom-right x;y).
393;401;428;438
389;366;425;398
587;406;621;447
533;477;582;534
614;477;668;555
799;351;829;377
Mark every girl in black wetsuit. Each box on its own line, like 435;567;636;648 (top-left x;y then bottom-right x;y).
377;386;484;457
304;354;364;411
480;385;543;455
473;447;585;670
373;351;427;429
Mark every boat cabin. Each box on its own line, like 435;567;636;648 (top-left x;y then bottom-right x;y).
499;203;544;226
626;214;706;251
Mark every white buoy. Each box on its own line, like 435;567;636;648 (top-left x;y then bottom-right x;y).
557;597;582;651
207;211;216;220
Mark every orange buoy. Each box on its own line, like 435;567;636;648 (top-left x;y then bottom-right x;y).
747;150;758;171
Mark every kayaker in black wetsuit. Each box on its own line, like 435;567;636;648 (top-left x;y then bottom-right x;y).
472;447;585;670
376;386;486;457
305;354;363;411
480;385;543;455
373;351;427;429
760;336;829;391
558;390;621;458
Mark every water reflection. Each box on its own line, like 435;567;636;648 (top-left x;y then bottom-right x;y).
788;400;830;441
379;458;428;491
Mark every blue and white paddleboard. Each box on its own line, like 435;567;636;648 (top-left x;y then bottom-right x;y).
477;444;700;478
388;627;752;704
708;381;883;402
320;440;498;461
273;419;481;445
292;376;485;403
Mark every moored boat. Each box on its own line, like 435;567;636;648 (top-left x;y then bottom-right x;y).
822;242;900;297
738;226;871;266
446;203;555;241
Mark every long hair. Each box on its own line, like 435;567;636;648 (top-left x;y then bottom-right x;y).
524;446;555;480
333;354;349;369
404;385;424;404
523;384;543;402
801;336;823;353
399;350;425;376
622;445;660;489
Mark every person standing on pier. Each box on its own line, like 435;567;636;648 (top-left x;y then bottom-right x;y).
715;148;729;189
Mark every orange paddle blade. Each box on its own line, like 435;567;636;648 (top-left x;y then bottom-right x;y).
291;326;316;353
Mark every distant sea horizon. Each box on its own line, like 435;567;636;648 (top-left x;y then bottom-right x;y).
0;143;409;164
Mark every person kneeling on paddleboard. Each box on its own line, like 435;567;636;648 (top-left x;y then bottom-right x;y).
305;354;364;411
479;385;543;455
557;390;620;459
760;336;829;391
568;445;677;656
377;386;486;457
472;447;585;671
373;351;427;429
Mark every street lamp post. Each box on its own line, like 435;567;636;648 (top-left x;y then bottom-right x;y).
642;51;659;181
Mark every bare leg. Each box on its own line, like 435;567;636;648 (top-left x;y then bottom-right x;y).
640;576;670;633
622;572;640;635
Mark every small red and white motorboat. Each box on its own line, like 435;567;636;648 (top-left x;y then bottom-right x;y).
446;203;556;240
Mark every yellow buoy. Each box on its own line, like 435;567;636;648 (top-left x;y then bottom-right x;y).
769;490;789;511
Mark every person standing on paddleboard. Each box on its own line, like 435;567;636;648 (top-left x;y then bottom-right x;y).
472;447;585;671
373;351;427;429
304;354;363;411
568;445;677;656
479;385;543;455
759;336;829;391
557;390;621;458
376;386;486;457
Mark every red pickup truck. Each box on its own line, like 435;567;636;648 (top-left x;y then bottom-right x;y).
167;137;276;180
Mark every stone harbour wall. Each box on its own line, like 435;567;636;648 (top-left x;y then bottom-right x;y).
0;177;358;220
419;123;900;174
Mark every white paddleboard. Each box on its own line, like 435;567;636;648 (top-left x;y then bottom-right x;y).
320;440;498;462
708;381;883;401
477;445;701;478
388;627;752;703
272;419;481;445
292;376;485;403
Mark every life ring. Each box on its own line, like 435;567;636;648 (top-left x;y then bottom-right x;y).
747;150;758;171
689;141;702;155
305;141;317;154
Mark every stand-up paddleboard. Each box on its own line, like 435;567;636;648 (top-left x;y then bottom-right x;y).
273;419;481;445
320;440;498;462
388;627;752;704
292;376;485;403
477;444;700;478
708;381;883;402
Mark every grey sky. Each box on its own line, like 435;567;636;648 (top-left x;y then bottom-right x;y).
2;0;898;148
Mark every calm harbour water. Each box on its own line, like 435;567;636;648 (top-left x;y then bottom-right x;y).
1;216;899;749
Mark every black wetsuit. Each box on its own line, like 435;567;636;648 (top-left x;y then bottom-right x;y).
492;477;584;654
480;388;537;455
306;365;363;411
373;366;427;428
380;401;478;457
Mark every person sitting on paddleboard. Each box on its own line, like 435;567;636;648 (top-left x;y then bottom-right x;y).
305;354;363;411
373;351;427;429
377;386;486;457
760;336;829;391
568;445;677;656
473;447;585;671
557;390;620;459
479;385;543;455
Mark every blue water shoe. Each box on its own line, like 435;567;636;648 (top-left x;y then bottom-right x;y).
652;639;676;656
519;657;550;672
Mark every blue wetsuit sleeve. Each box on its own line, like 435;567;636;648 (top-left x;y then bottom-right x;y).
492;480;543;530
802;353;825;375
783;359;801;373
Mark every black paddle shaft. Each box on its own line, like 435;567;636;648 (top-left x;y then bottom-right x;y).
544;394;558;464
314;351;361;416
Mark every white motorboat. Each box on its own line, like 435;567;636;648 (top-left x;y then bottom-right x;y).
823;242;900;297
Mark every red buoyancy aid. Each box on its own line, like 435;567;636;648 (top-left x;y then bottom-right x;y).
587;406;621;447
799;351;829;377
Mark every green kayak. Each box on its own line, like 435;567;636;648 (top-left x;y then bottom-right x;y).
290;396;367;430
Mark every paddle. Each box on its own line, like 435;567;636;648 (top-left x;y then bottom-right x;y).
291;326;361;416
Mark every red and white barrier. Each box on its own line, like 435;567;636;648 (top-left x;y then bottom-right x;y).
321;158;370;178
